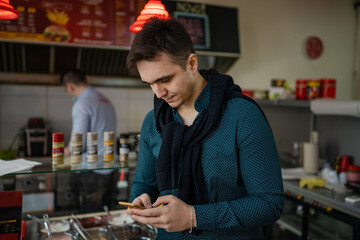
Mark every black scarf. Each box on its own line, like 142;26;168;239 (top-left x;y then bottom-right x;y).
154;69;263;205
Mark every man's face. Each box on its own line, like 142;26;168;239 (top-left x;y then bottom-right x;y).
137;52;196;109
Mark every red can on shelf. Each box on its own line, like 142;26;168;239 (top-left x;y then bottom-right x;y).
347;165;360;183
52;133;64;165
296;79;308;100
321;78;336;98
242;90;254;98
307;79;321;99
339;155;352;173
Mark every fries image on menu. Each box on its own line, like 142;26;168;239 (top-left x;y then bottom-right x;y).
43;9;71;42
46;9;70;26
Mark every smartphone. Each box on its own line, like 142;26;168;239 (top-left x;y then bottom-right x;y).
118;201;145;209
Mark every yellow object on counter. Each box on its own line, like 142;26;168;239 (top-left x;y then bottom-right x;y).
299;177;326;189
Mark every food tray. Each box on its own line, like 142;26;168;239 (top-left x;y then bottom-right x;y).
77;223;156;240
37;219;76;240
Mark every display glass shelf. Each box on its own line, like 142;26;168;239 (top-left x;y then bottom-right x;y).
3;155;137;176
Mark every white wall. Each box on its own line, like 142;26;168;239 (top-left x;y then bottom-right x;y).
184;0;356;99
0;84;154;149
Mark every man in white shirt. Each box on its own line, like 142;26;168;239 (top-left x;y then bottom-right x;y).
60;68;117;158
60;67;117;212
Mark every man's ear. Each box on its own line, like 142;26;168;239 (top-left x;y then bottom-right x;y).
187;53;198;73
66;82;75;92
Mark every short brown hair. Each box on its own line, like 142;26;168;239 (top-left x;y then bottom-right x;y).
60;67;87;86
127;17;195;72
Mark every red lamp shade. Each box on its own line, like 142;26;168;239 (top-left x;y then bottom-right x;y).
129;0;169;33
0;0;19;20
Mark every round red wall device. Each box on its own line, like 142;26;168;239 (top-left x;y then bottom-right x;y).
306;36;323;59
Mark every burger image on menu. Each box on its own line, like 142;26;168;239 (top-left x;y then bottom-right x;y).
44;9;71;42
43;25;71;42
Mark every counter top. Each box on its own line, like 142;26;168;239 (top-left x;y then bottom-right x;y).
283;180;360;219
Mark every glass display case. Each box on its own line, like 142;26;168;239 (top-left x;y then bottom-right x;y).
0;156;137;218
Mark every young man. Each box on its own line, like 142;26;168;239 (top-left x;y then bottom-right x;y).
126;18;284;239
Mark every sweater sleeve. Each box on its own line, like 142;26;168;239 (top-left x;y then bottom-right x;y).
130;111;160;203
195;104;284;230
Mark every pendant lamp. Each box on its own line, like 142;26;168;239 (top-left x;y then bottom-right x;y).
129;0;169;33
0;0;19;20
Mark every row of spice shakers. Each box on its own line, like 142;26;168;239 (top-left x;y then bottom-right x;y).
52;132;129;166
296;78;336;100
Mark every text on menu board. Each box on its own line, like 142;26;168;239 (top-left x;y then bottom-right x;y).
174;11;210;49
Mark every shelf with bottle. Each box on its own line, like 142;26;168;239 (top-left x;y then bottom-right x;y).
256;99;311;108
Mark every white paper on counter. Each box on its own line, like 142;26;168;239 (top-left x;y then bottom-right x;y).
0;159;42;176
281;167;317;180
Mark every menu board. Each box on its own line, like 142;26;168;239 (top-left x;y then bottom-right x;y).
0;0;240;53
164;1;240;53
0;0;146;47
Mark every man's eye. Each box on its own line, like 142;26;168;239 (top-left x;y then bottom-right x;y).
161;78;169;83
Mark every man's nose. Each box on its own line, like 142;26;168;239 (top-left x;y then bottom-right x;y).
152;84;166;99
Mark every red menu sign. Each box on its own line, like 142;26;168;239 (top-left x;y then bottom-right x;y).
0;0;146;47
